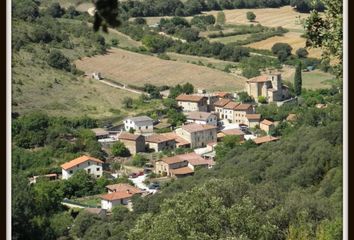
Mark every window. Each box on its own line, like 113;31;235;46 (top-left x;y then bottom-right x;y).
87;169;91;174
88;162;90;166
97;175;100;178
146;126;148;129
139;127;141;130
97;168;100;171
69;170;73;174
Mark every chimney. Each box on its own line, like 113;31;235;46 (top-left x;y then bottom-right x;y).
126;189;131;194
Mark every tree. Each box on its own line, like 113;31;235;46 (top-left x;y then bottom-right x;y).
70;211;98;238
48;50;71;71
134;17;147;25
122;97;133;108
47;3;64;18
304;0;342;79
246;11;256;22
111;141;130;157
132;154;149;167
296;48;309;58
238;91;253;103
216;11;226;25
182;83;194;94
50;212;73;238
93;0;120;32
65;6;79;18
258;96;267;103
12;0;39;21
294;62;302;96
272;42;293;56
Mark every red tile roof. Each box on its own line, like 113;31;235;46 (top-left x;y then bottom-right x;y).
188;158;215;166
214;99;231;107
181;123;217;133
235;104;252;111
260;119;274;126
61;155;103;170
100;191;133;201
118;132;142;141
160;132;190;147
145;134;175;143
224;101;240;110
106;183;143;194
246;75;269;83
221;128;245;136
169;166;194;175
176;94;205;102
186;111;215;121
246;114;261;120
215;92;230;98
163;152;203;165
253;136;279;145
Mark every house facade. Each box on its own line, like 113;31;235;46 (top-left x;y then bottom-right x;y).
245;114;261;128
61;155;103;180
217;101;255;124
101;184;143;211
124;116;154;135
117;132;145;154
214;99;231;119
260;119;275;134
145;134;176;152
185;111;218;126
175;123;217;148
176;94;208;112
245;73;290;103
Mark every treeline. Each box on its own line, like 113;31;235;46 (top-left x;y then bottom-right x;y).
208;24;267;38
119;0;317;18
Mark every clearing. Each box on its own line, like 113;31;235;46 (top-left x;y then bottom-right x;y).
75;48;246;91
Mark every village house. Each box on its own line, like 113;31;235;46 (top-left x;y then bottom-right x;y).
215;92;233;100
194;91;220;111
218;101;255;124
124;116;154;135
176;94;208;112
91;128;110;139
175;123;217;148
253;135;279;145
155;152;214;178
29;173;58;184
117;132;145;155
245;114;261;128
185;111;218;126
61;155;104;180
260;119;275;134
145;134;176;152
214;99;231;119
101;183;143;211
245;73;290;103
160;132;191;148
217;128;245;141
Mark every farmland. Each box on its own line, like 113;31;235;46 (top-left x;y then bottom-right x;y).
282;68;334;89
75;48;246;91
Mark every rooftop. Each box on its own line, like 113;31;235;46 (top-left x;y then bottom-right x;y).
253;136;279;145
160;132;190;147
214;99;231;107
100;191;133;201
145;134;175;143
215;92;230;98
186;111;215;121
91;128;109;136
169;166;194;175
188;158;215;166
223;101;240;110
181;123;217;133
221;128;245;136
125;116;153;122
246;114;261;120
61;155;103;170
176;94;205;102
235;103;252;111
106;183;143;194
117;132;143;141
246;75;269;83
163;152;204;165
260;119;274;126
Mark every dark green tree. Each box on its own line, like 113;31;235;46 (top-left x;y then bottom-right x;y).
246;11;256;22
111;141;131;157
294;62;302;96
48;50;71;71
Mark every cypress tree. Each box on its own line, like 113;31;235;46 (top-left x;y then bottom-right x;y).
294;62;302;96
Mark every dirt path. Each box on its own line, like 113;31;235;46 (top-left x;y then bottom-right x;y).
98;79;147;96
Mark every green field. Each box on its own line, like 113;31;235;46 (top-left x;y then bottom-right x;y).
209;34;252;44
284;70;334;89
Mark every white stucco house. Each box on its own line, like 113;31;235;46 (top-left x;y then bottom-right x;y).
101;184;143;211
185;111;218;126
124;116;154;135
60;155;104;180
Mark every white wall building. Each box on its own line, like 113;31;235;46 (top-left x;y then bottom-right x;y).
61;155;103;180
185;111;218;126
124;116;154;135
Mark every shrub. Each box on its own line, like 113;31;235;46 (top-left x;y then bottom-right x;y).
47;50;71;71
258;96;267;103
246;11;256;22
111;141;130;157
271;42;293;56
296;48;309;58
132;154;149;167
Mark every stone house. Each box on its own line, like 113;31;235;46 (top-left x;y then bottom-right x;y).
185;111;218;126
176;94;208;112
61;155;103;180
145;134;176;152
214;99;231;119
217;128;245;141
117;132;146;155
233;104;254;124
124;116;154;135
245;73;290;103
253;135;279;145
260;119;275;134
175;123;217;148
91;128;110;139
245;114;261;128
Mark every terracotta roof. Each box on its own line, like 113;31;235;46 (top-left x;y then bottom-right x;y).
106;183;143;194
145;134;175;143
221;128;245;136
169;166;194;175
163;152;203;165
125;116;153;122
246;114;261;120
181;123;217;133
176;94;205;102
224;101;240;110
161;132;190;147
188;158;215;166
246;75;269;83
253;136;279;145
186;111;215;121
100;191;133;201
235;104;252;111
117;132;142;141
215;92;230;98
214;99;231;107
260;119;274;126
61;155;103;170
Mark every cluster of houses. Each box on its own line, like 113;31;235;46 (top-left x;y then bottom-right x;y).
33;73;294;212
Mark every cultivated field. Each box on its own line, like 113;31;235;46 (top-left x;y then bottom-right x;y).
75;48;246;91
245;31;322;58
207;6;310;31
280;66;333;89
